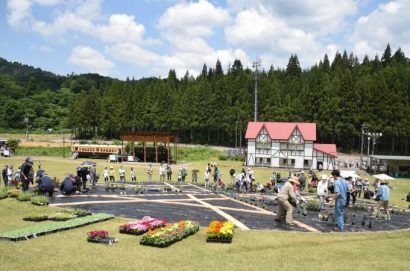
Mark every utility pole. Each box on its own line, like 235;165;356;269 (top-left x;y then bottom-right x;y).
253;59;261;122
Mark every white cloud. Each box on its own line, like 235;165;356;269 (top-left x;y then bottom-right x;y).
31;0;102;36
6;0;32;28
30;44;53;53
158;0;230;37
32;0;60;5
350;0;410;58
225;7;333;67
227;0;357;35
68;45;114;75
98;14;145;44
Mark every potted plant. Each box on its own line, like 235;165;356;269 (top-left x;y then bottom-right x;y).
206;221;234;243
87;230;118;245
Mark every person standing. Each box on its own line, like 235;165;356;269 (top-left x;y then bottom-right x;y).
89;165;97;187
229;168;236;184
119;166;126;182
298;171;306;191
181;167;187;182
159;163;166;182
204;170;210;189
376;180;390;220
7;165;14;185
317;175;328;211
166;164;172;181
270;171;277;186
2;165;8;186
109;166;115;182
355;178;363;198
20;157;34;192
103;166;109;182
192;169;198;182
130;167;137;182
275;176;299;225
331;169;349;231
146;164;153;182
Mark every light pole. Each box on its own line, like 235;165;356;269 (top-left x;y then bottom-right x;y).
371;132;383;155
253;59;261;122
367;136;371;171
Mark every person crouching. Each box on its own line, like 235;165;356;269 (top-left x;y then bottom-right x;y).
60;175;76;196
36;171;55;197
275;176;299;225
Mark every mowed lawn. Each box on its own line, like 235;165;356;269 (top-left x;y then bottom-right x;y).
0;198;409;271
1;155;409;208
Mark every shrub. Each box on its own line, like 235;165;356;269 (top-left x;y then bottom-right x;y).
308;188;317;193
218;154;228;161
17;192;34;201
23;214;49;222
48;213;77;221
8;189;20;198
31;196;49;206
61;208;91;217
306;199;321;211
0;190;8;199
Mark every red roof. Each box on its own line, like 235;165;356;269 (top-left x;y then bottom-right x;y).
245;122;316;141
314;144;337;157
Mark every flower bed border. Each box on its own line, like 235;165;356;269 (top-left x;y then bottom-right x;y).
0;213;114;241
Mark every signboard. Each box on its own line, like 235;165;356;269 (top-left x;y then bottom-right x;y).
128;156;134;162
109;154;117;162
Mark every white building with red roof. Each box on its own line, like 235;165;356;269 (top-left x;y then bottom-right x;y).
245;122;337;170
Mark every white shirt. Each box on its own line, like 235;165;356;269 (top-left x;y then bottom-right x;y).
103;169;109;178
119;168;125;177
317;180;328;196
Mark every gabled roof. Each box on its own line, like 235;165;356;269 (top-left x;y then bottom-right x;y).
314;143;337;157
245;122;316;141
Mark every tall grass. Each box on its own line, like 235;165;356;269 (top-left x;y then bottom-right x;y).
176;146;221;161
15;147;71;156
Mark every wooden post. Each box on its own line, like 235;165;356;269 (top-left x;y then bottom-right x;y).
143;141;146;162
155;141;158;163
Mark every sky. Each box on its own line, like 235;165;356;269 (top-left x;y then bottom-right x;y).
1;0;409;79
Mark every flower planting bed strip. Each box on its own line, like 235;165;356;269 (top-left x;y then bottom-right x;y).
0;213;114;241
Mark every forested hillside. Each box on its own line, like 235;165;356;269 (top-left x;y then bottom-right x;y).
0;44;409;154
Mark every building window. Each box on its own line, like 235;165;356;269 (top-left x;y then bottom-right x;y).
290;159;295;166
280;158;287;166
304;160;310;166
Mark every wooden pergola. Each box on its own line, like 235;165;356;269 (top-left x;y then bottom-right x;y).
120;132;178;164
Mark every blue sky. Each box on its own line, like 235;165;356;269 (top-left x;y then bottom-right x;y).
1;0;409;79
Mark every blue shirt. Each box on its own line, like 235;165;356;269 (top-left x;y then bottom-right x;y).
376;185;390;201
334;177;349;204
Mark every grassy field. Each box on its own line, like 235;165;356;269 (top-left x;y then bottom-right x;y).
1;155;409;208
0;198;409;271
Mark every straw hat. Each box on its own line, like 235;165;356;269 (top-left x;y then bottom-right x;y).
289;176;300;185
320;175;327;180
